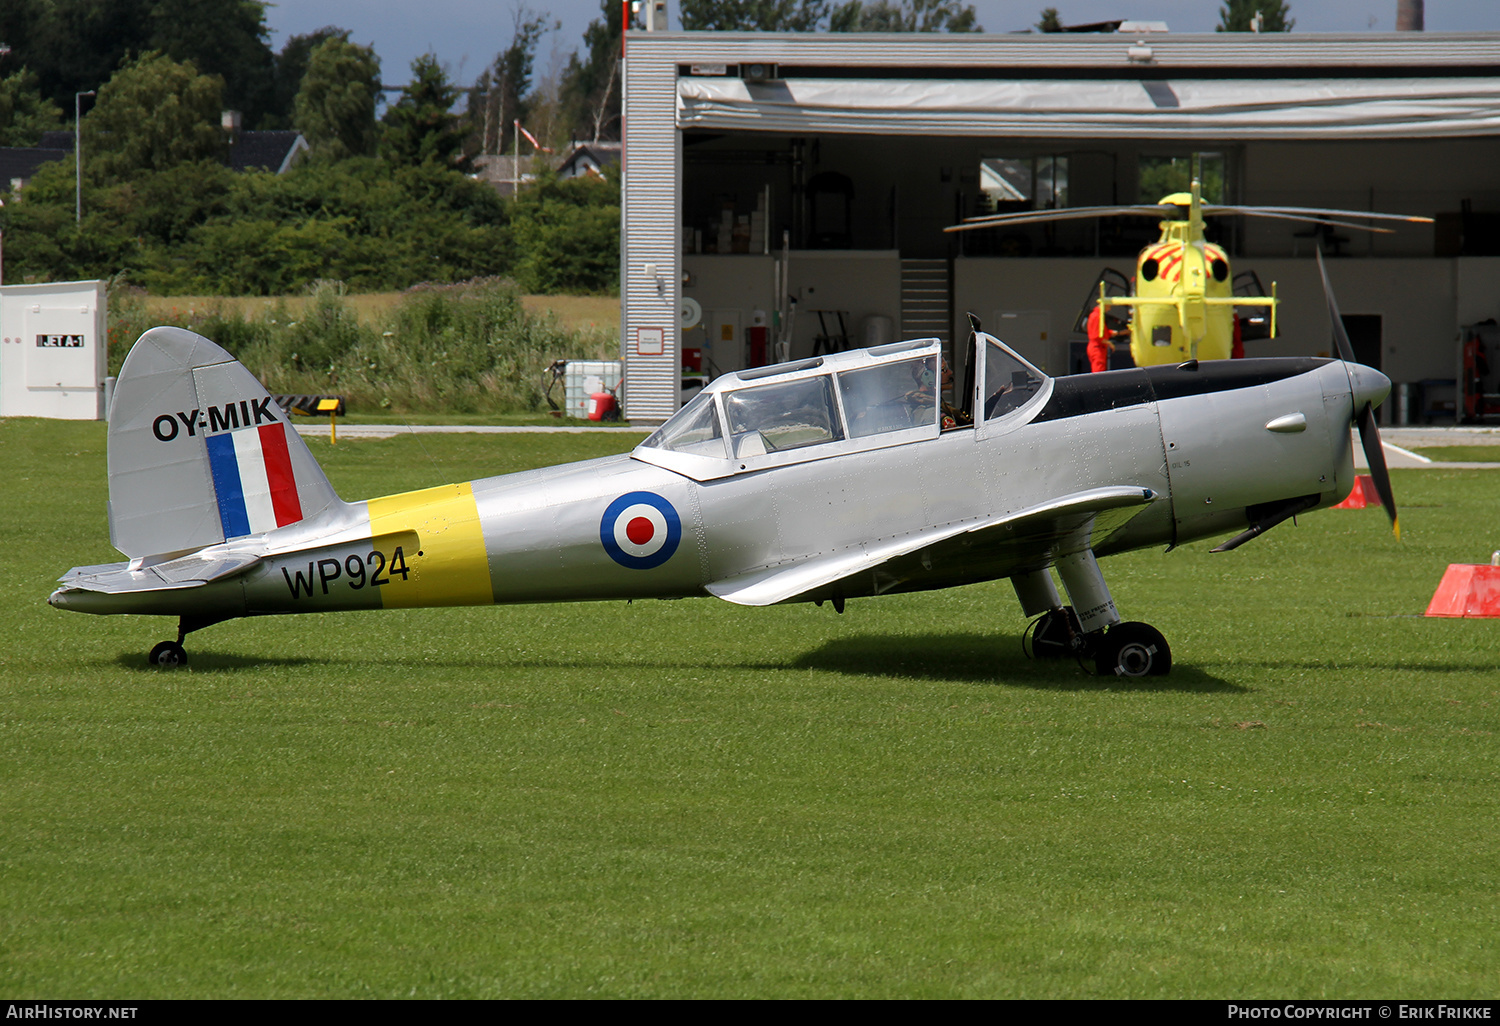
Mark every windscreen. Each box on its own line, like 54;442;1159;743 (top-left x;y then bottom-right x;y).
983;339;1045;421
642;389;726;458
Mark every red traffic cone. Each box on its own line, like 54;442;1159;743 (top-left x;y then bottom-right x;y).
1333;475;1382;509
1425;560;1500;618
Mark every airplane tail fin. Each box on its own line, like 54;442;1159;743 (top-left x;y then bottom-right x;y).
106;326;343;560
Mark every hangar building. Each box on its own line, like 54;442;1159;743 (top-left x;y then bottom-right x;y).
619;24;1500;424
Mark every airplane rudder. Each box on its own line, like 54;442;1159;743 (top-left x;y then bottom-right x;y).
106;326;341;558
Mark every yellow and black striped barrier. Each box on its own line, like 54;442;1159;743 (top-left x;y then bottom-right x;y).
274;395;346;444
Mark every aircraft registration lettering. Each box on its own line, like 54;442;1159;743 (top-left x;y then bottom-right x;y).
281;545;411;599
151;398;277;442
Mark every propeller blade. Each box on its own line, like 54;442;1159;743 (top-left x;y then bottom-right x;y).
1319;250;1400;539
1316;249;1358;363
1357;401;1400;539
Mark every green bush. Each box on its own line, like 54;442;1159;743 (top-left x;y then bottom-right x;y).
510;170;620;295
107;279;613;414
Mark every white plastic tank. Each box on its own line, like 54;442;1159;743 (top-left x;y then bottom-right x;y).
563;360;623;419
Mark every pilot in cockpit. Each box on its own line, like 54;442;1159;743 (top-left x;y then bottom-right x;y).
938;361;972;431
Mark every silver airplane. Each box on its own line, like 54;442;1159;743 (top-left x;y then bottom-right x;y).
50;257;1397;676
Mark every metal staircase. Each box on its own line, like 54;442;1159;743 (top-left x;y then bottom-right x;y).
900;259;951;345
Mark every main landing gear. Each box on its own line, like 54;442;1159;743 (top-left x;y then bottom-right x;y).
1013;555;1172;678
145;614;230;669
1023;608;1171;676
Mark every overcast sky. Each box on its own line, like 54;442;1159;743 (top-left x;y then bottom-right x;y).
264;1;1500;89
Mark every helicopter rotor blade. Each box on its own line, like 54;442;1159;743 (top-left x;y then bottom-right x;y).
947;205;1179;233
1208;205;1433;226
1203;208;1396;234
948;203;1428;235
1318;249;1400;539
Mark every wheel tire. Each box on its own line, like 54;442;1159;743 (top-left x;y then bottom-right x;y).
148;641;187;668
1094;622;1171;677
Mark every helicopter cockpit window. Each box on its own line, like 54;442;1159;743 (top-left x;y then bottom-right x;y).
642;389;727;458
723;375;844;458
836;355;938;438
983;339;1045;422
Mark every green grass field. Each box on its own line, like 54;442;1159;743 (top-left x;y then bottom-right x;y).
1415;446;1500;463
3;418;1498;998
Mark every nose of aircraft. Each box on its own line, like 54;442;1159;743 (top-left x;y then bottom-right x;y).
1349;363;1391;412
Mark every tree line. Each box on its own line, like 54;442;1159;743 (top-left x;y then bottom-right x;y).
0;1;635;295
0;0;1285;297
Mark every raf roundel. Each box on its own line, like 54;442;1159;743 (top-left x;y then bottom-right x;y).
600;491;682;570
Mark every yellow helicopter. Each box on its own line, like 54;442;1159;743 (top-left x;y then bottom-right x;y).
947;174;1433;367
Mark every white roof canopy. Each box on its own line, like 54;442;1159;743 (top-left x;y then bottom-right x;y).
677;76;1500;139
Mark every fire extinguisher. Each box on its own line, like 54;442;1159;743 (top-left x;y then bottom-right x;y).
1463;331;1488;420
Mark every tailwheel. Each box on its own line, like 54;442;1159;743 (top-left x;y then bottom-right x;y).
148;640;188;669
1094;622;1171;678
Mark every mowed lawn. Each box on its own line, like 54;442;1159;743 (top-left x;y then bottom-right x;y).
2;418;1497;999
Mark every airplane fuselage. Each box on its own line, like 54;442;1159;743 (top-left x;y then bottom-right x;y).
52;352;1375;625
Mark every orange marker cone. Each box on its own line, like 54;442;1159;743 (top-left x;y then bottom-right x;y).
1333;475;1382;509
1425;558;1500;618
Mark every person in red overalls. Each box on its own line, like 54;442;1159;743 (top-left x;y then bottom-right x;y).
1086;304;1119;373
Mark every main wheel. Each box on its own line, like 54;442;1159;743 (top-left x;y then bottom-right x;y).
148;641;188;668
1094;622;1171;677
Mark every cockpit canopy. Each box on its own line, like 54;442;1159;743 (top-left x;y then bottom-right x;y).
639;334;1046;480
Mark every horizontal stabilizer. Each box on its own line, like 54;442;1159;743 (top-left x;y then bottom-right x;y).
707;486;1156;607
57;552;261;595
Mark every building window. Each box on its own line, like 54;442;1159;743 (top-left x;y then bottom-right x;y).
1139;153;1224;204
978;155;1069;214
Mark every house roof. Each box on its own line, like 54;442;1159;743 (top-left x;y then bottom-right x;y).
227;130;308;174
2;129;309;188
559;142;621;178
0;147;68;187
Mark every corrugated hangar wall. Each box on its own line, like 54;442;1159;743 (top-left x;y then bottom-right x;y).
621;46;681;424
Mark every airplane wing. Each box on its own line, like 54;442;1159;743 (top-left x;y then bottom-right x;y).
57;552;262;595
706;486;1157;606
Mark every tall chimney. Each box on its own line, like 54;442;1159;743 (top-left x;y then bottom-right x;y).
1397;0;1424;31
